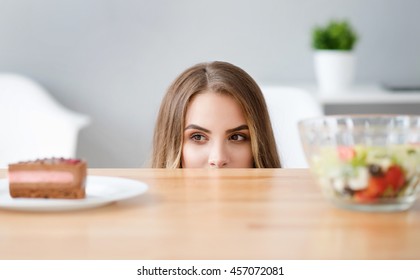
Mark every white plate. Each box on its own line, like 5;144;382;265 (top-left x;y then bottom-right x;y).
0;176;148;212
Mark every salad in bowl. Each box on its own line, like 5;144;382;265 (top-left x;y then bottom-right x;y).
299;115;420;211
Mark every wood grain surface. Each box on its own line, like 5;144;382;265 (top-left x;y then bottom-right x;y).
1;168;419;260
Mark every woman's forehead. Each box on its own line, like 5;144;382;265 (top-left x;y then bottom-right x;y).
185;91;247;130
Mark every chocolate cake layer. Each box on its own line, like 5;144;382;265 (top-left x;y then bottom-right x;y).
8;158;87;199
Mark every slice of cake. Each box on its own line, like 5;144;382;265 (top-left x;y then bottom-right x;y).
8;158;87;199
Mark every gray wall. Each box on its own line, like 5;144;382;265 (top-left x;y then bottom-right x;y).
1;0;419;167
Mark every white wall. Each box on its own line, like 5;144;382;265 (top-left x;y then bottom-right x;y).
1;0;419;167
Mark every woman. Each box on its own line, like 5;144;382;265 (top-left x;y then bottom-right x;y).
152;61;280;168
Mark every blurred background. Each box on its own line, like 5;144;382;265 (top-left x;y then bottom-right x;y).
1;0;419;167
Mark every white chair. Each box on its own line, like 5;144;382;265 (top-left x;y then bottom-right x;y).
261;86;324;168
0;73;90;167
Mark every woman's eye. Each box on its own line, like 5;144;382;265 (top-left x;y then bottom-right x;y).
230;134;247;141
191;134;206;142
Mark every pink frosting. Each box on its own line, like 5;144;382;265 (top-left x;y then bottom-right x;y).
9;171;74;183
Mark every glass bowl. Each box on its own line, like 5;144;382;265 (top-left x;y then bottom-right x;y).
298;115;420;212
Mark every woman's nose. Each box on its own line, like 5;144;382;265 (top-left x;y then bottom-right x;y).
208;142;229;168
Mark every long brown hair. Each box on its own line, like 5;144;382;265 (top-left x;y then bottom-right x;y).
151;61;280;168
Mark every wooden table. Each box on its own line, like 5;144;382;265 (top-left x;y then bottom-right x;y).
1;168;420;260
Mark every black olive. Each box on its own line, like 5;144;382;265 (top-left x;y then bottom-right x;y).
343;186;355;196
368;164;384;177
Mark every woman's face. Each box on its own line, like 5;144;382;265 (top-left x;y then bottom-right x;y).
182;91;254;168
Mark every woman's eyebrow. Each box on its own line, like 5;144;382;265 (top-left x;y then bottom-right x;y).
184;124;248;134
226;124;249;134
184;124;211;133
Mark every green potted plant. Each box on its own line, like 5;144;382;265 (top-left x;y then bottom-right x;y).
312;20;359;94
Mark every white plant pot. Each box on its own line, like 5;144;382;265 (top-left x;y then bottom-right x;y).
314;50;355;95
